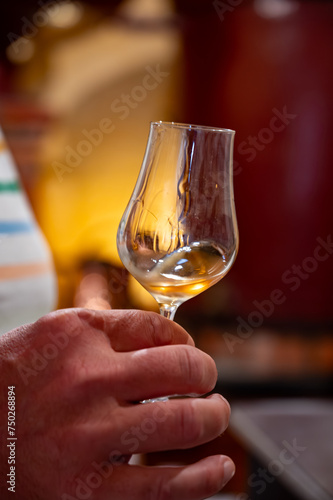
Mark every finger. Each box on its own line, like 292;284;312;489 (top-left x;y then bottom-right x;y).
109;344;218;401
68;456;235;500
93;394;230;456
76;308;194;350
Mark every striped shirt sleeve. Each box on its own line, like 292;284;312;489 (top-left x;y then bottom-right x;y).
0;126;57;334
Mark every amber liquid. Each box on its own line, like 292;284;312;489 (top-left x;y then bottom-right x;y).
132;241;235;307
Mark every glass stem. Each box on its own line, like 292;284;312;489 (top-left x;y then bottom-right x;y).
159;304;177;321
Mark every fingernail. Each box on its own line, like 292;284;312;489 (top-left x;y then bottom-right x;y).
223;458;235;484
209;393;231;412
221;395;231;412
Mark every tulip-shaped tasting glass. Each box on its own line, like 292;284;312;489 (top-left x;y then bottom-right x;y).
117;121;238;322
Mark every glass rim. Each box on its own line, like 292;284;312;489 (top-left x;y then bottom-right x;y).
151;121;235;134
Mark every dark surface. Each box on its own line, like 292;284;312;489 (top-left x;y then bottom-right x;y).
230;399;333;500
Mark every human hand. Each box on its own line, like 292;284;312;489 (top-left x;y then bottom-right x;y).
0;308;234;499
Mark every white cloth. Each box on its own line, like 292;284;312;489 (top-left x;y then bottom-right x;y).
0;126;57;334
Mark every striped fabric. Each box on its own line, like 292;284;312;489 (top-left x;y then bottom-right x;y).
0;126;57;334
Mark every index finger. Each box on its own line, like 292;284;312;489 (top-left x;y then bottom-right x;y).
76;308;195;351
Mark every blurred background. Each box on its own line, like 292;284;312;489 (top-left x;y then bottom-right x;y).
1;0;333;498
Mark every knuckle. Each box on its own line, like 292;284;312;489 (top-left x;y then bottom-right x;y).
175;400;202;443
202;468;221;497
178;346;211;391
144;312;173;346
150;476;171;500
36;309;80;337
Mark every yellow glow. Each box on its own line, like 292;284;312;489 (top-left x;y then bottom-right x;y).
0;141;6;154
192;283;206;291
6;39;35;64
47;1;83;29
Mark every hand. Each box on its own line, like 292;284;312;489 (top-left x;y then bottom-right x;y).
0;309;235;500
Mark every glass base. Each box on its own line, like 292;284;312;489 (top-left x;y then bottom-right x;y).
141;397;169;404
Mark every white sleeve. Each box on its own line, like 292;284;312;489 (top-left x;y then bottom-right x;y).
0;126;57;334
